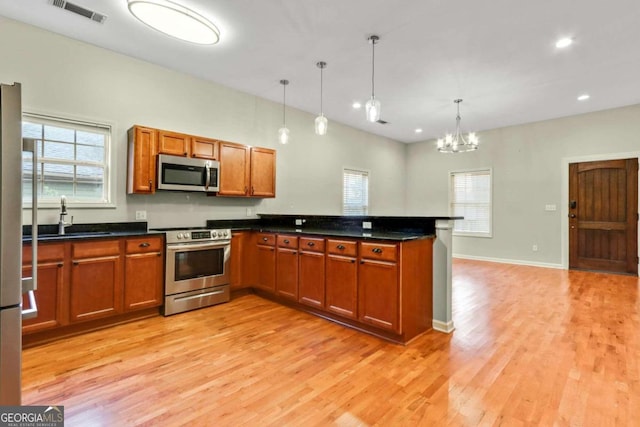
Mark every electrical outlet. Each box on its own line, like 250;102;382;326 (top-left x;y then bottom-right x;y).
295;219;303;226
246;208;252;217
545;204;557;211
135;210;147;220
363;221;372;229
532;244;538;252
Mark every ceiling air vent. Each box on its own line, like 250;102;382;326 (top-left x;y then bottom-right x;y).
50;0;107;24
376;119;388;125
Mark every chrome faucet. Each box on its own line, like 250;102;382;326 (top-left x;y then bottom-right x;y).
58;195;73;235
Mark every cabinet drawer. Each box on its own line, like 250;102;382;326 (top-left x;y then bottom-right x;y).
72;240;120;258
299;237;325;253
327;239;357;257
126;236;163;254
256;233;276;246
23;242;64;264
277;235;299;249
360;242;397;262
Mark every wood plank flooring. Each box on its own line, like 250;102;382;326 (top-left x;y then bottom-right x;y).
22;259;640;426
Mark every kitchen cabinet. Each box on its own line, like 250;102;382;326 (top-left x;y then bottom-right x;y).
21;243;65;334
275;235;298;300
127;125;157;194
230;231;250;290
298;237;325;308
158;130;190;157
358;242;399;332
218;142;276;197
325;239;358;320
69;239;123;323
255;233;276;293
191;136;219;160
124;236;163;311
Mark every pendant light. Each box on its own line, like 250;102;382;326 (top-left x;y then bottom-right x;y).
278;79;290;145
365;35;381;123
436;99;479;153
315;61;328;135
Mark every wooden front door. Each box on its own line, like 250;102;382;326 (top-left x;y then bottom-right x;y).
569;158;638;274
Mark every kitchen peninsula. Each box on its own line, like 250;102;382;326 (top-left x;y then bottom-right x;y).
209;214;457;344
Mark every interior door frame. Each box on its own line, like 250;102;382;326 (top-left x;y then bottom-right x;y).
561;151;640;270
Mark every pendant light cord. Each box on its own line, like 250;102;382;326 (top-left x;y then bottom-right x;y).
371;39;376;98
320;66;324;115
282;83;286;125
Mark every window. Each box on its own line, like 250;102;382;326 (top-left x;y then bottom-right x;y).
450;169;492;236
343;168;369;215
22;114;111;207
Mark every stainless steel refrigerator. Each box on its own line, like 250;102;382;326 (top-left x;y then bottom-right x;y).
0;82;38;405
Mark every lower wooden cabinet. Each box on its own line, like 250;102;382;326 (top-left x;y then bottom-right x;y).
230;232;249;290
124;237;164;311
70;240;123;323
21;243;64;334
358;259;399;332
325;254;358;319
255;234;276;292
298;237;326;308
276;235;298;300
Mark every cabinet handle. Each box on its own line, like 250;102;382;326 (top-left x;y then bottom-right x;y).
360;260;365;264
57;263;63;268
307;242;315;247
372;248;383;254
251;186;255;195
148;179;152;188
192;153;196;157
351;259;355;263
157;253;162;257
73;261;79;266
262;237;268;242
139;242;150;248
245;186;249;195
337;244;345;250
283;239;290;244
184;152;188;156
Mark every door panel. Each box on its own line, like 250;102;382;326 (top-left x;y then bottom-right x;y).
569;158;638;274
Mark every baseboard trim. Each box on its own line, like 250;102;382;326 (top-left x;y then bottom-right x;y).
432;320;455;333
453;254;564;270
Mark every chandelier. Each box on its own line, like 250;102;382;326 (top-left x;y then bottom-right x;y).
437;99;479;153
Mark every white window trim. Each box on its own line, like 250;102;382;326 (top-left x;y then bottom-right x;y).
22;112;116;209
449;167;493;238
343;167;369;216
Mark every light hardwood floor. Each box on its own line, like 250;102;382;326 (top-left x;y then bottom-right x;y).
22;259;640;426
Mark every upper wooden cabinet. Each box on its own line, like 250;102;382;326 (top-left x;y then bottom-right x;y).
128;125;274;196
158;130;190;157
218;142;276;197
127;126;157;194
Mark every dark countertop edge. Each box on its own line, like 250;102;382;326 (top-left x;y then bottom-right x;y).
254;227;434;241
22;230;163;243
256;214;463;220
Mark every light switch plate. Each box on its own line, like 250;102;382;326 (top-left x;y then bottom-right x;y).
135;210;147;220
363;221;372;229
545;204;557;211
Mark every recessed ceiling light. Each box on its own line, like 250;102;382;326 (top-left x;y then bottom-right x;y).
415;128;423;134
128;0;220;45
352;102;362;109
555;37;573;49
577;94;590;101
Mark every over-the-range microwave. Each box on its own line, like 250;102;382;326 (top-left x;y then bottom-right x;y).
157;154;220;192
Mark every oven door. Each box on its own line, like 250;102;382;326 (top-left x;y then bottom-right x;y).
165;241;230;295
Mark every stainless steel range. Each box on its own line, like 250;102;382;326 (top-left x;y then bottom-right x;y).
163;228;231;316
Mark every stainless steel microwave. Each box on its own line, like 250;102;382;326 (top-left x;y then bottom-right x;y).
157;154;219;192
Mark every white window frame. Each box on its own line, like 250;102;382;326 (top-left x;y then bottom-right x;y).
449;168;492;238
22;112;114;209
343;168;369;216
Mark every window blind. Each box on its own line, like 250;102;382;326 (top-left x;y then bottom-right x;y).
450;169;491;235
343;168;369;216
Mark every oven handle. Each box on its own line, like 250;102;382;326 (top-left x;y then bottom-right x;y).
166;241;231;252
175;289;226;302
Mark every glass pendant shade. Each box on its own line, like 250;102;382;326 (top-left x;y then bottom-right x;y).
278;126;289;145
315;114;328;135
365;97;381;123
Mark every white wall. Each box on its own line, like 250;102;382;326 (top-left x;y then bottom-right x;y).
406;104;640;267
0;18;406;228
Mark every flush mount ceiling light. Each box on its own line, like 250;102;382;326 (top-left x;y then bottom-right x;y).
278;79;290;145
415;128;423;134
365;35;381;123
555;37;573;49
437;99;479;153
127;0;220;45
315;61;328;136
352;102;362;109
577;94;590;101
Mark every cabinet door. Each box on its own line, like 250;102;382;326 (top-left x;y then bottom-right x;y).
21;261;64;334
298;250;325;308
124;251;163;311
230;232;247;290
255;244;276;292
218;142;250;196
250;147;276;197
325;254;358;319
158;130;190;157
358;259;399;332
276;247;298;300
191;136;219;160
127;125;157;194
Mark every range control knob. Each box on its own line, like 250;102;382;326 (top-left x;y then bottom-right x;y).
212;231;218;238
177;233;183;239
184;232;190;239
223;231;229;237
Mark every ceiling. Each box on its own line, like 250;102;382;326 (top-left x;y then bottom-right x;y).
1;0;640;143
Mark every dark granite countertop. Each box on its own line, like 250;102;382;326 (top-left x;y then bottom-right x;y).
22;222;161;243
254;226;432;241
